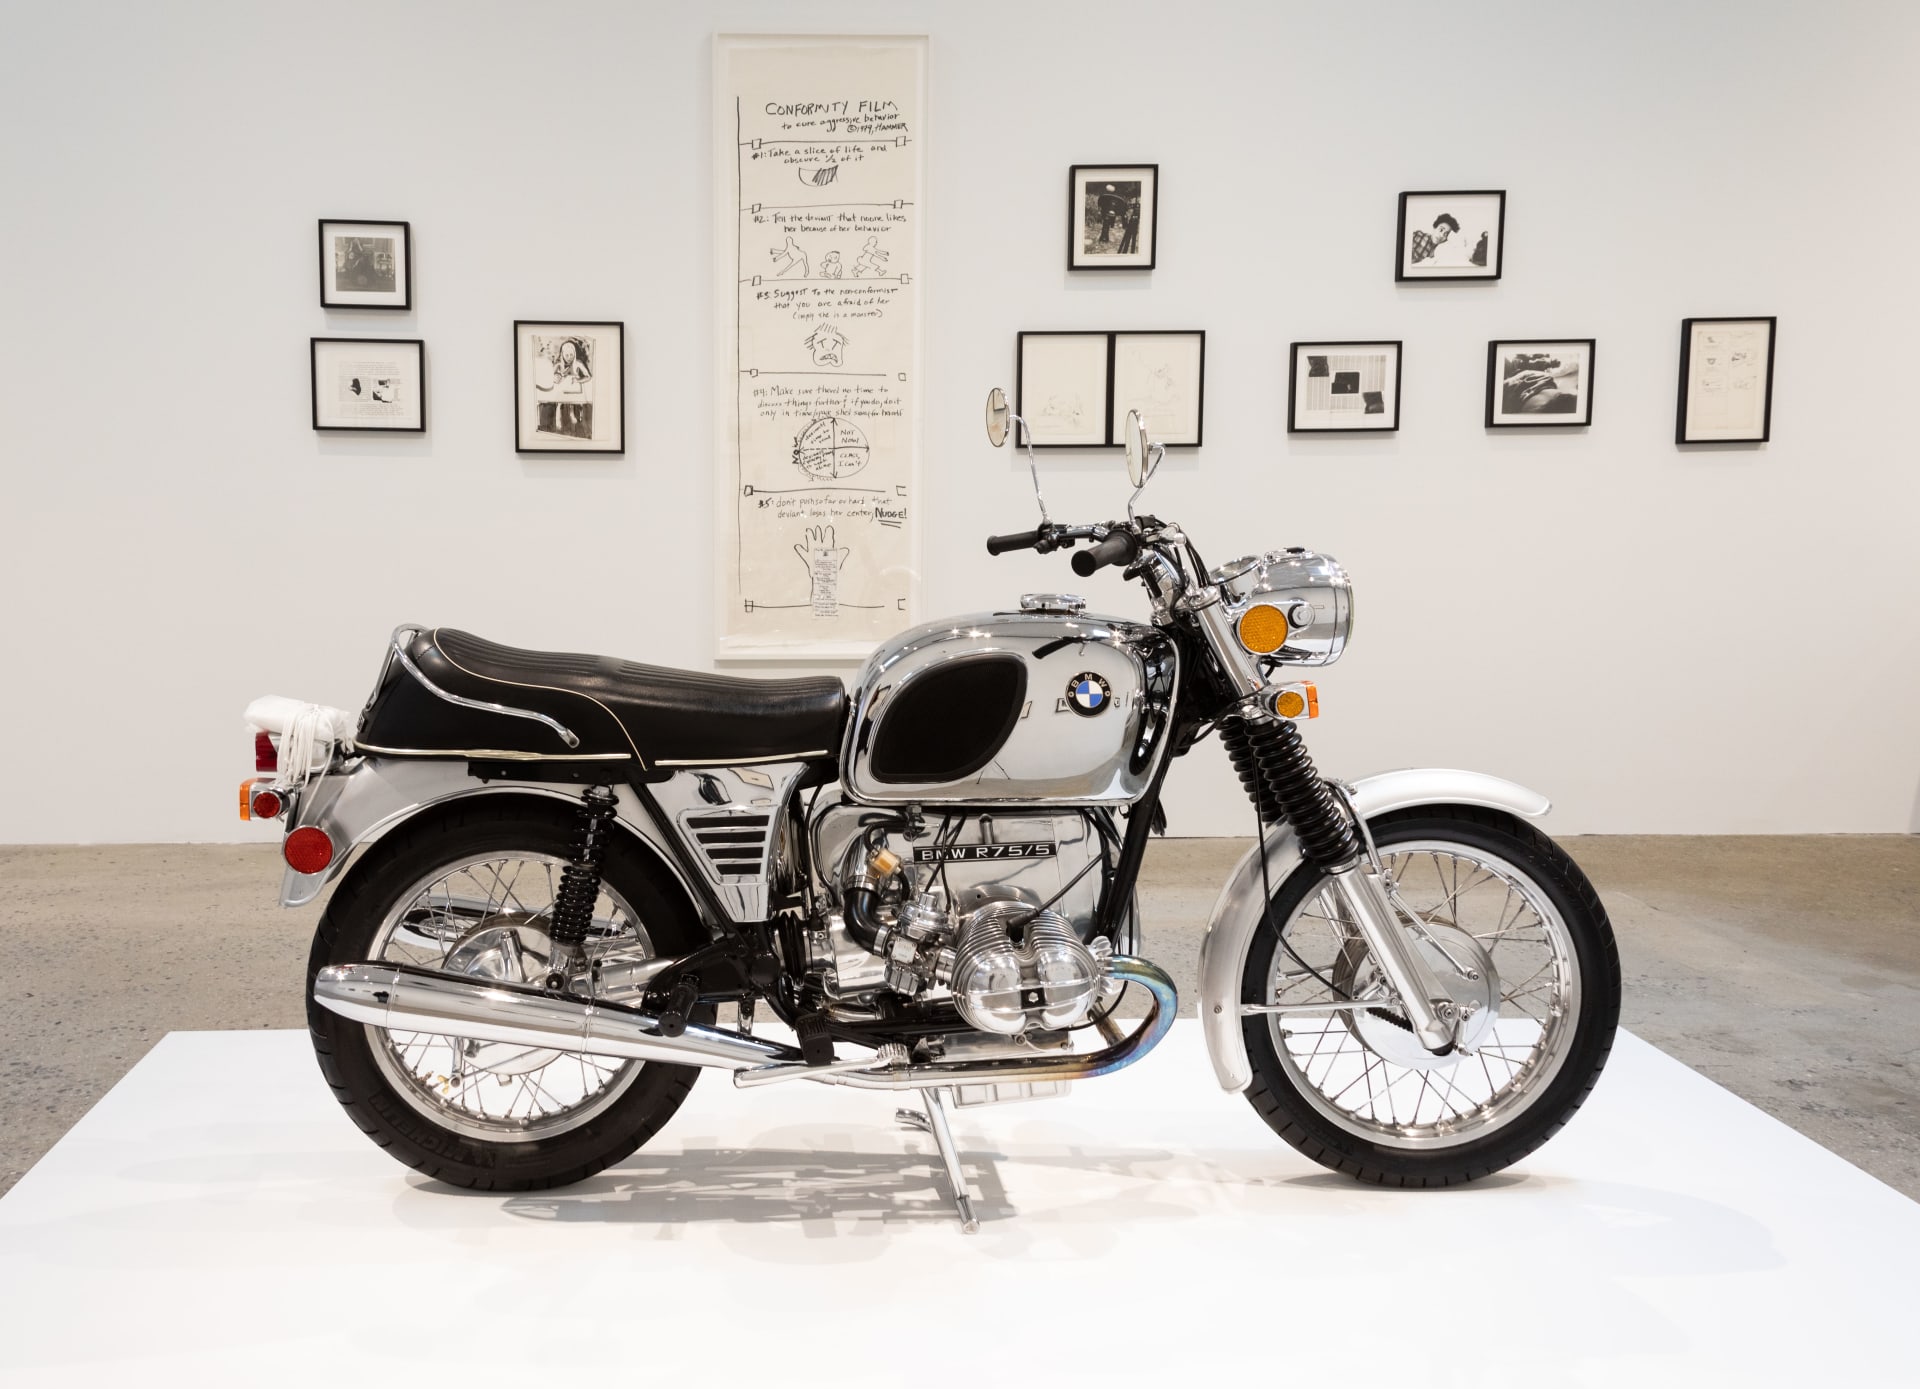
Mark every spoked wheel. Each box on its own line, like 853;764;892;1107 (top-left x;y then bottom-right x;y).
307;801;713;1190
1241;806;1620;1186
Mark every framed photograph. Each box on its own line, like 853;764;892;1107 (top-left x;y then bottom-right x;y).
310;338;424;431
1396;191;1504;281
318;219;411;309
514;320;625;453
1017;332;1113;447
1069;164;1157;271
1288;341;1402;433
1487;339;1595;427
1111;330;1204;446
1677;317;1776;444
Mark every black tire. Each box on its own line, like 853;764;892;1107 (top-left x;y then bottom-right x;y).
306;799;714;1191
1241;805;1620;1187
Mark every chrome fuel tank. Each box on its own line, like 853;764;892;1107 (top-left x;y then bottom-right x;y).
841;611;1177;805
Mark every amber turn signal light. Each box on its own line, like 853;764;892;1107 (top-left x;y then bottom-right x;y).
1236;603;1289;655
1270;682;1319;720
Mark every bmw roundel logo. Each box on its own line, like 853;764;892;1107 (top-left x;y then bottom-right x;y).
1066;671;1112;717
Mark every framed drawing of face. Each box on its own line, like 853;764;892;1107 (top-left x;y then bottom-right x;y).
1288;341;1402;432
318;219;411;309
514;320;625;453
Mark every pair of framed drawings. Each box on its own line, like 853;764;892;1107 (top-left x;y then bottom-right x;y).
1285;338;1593;433
1016;330;1204;448
309;321;626;451
314;217;425;431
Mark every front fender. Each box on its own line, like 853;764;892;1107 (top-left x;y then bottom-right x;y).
1194;769;1551;1092
275;757;692;909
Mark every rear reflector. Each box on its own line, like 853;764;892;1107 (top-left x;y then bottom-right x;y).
284;826;334;875
250;788;284;820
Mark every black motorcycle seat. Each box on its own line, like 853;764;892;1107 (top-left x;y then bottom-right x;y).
356;626;848;768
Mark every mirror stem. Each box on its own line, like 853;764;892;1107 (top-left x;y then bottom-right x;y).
1015;413;1051;525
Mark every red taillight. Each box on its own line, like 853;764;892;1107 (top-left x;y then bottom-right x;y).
255;731;278;773
250;788;284;820
284;826;334;875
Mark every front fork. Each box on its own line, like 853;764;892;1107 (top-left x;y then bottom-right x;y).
1223;714;1456;1053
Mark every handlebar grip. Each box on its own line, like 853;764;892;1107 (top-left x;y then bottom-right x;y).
985;529;1044;556
1071;531;1138;577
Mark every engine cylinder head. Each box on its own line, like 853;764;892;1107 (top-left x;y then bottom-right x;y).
951;902;1105;1036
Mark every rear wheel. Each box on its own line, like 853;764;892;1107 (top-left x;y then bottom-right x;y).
306;801;713;1191
1240;806;1620;1186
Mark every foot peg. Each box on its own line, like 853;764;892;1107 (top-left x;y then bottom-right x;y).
795;1011;835;1066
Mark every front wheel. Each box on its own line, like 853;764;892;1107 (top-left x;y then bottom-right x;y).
1240;805;1620;1186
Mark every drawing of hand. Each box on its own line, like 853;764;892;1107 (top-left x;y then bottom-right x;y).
794;525;850;617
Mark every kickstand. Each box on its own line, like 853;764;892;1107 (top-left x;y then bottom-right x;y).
912;1086;979;1233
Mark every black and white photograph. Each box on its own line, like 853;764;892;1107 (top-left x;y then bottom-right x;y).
1111;330;1205;446
1017;331;1113;446
1677;316;1776;444
1396;191;1504;281
310;337;424;431
1486;339;1595;427
1288;340;1403;432
515;320;624;453
317;219;411;309
1069;164;1158;270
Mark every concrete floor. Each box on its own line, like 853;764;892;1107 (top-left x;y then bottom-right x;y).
2;836;1916;1200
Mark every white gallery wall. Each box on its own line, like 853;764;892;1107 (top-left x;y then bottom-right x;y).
3;0;1918;843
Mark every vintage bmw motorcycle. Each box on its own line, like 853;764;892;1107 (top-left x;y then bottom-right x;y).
242;395;1618;1229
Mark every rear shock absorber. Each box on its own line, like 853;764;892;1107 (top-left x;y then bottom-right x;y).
1227;714;1359;873
545;785;619;988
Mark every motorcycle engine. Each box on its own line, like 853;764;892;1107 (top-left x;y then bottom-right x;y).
806;800;1122;1035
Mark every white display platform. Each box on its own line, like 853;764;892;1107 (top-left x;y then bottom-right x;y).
2;1025;1917;1387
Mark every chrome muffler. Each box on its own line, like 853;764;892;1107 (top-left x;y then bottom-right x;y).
312;963;801;1069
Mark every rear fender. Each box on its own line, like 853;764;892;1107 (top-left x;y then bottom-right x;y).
1195;769;1552;1093
276;757;695;910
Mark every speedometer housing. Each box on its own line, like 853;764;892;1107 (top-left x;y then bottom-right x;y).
1209;548;1354;666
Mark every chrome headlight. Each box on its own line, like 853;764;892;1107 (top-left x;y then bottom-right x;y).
1207;548;1353;667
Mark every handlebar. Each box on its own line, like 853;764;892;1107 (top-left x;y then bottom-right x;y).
1071;531;1139;577
984;529;1045;556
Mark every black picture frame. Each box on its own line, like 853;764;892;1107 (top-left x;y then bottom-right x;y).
1068;164;1159;271
1486;338;1596;428
1110;330;1205;447
310;337;426;432
318;219;412;309
1287;341;1404;433
513;320;626;454
1016;331;1115;448
1396;191;1504;282
1676;317;1776;444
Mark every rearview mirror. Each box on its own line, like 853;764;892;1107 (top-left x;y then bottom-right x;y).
1124;410;1151;488
985;387;1010;448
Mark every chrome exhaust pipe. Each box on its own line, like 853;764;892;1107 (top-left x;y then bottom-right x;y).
312;963;801;1069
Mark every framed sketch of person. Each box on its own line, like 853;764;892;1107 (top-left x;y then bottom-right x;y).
318;219;411;309
1676;317;1776;444
1111;330;1204;446
514;320;625;453
1017;332;1113;447
1069;165;1158;271
310;338;425;431
1486;339;1595;428
1396;191;1503;281
1288;341;1403;432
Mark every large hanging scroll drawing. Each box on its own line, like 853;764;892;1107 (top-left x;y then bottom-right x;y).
715;34;925;659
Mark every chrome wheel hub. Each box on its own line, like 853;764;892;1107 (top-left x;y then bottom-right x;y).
1344;923;1500;1070
442;914;564;1076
